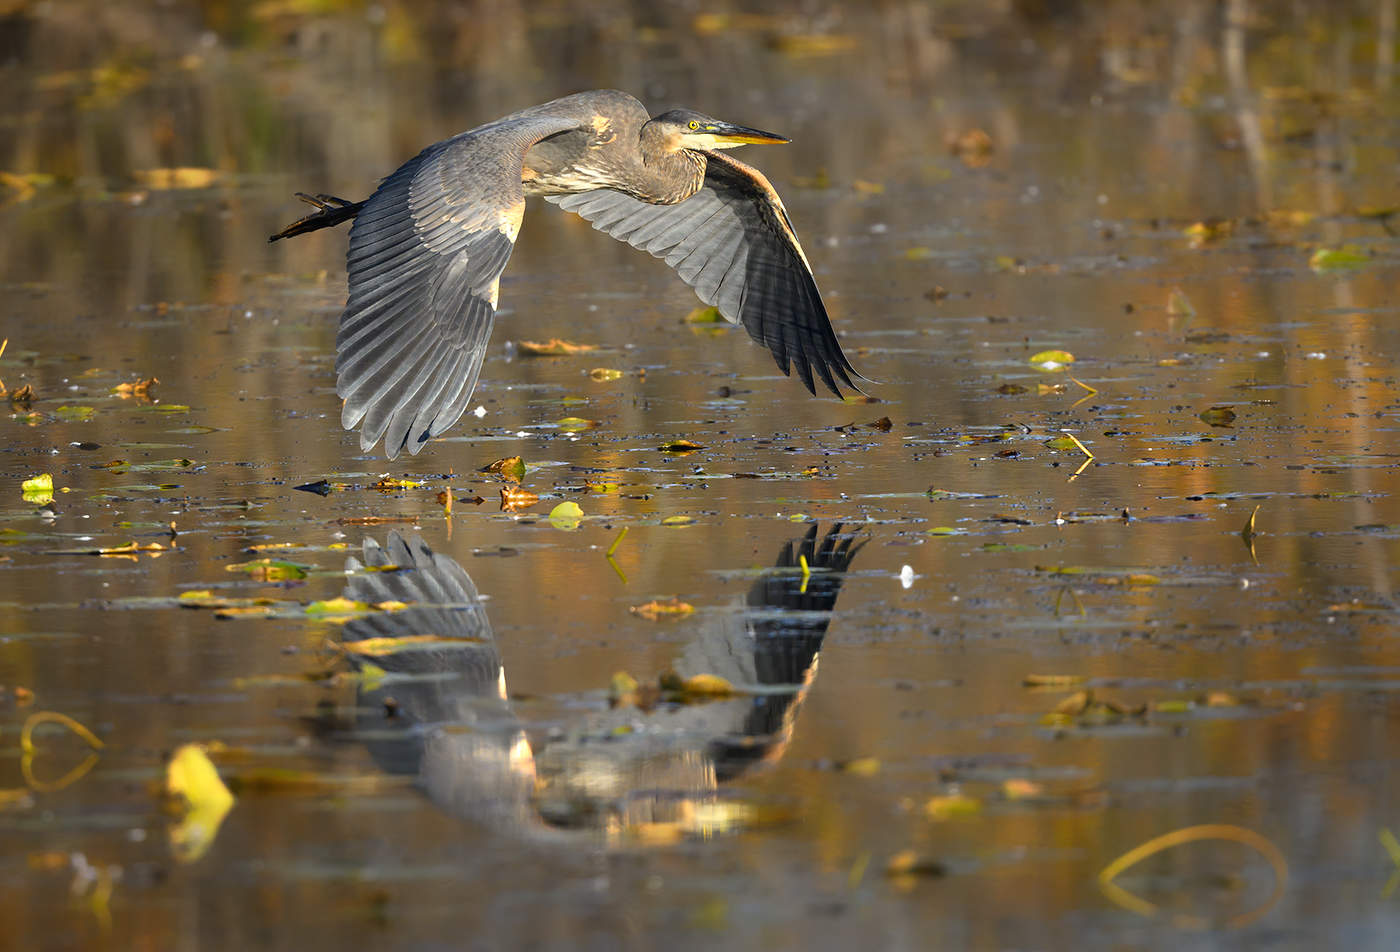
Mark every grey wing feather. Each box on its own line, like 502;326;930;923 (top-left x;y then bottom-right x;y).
545;151;861;396
338;114;581;458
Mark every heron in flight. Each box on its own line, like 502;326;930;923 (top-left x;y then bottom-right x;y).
271;89;862;459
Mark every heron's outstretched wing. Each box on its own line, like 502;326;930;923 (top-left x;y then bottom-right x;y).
545;151;860;395
338;114;582;458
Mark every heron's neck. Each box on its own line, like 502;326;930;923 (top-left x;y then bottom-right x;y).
636;127;707;204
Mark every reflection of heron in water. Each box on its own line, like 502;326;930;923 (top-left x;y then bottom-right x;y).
271;90;862;459
333;525;865;840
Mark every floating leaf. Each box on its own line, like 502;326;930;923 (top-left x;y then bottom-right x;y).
1045;436;1081;451
51;541;168;558
630;598;695;621
305;597;371;617
948;128;994;167
852;179;885;194
659;439;705;453
924;794;982;820
517;338;597;356
1029;350;1075;372
1166;287;1195;316
677;673;735;698
111;377;158;399
22;473;55;495
548;501;584;530
373;476;420;492
342;634;481;657
1183;218;1235;245
841;757;881;777
480;456;526;482
1309;245;1370;272
21;473;53;505
661;515;695;527
588;367;625;381
585;481;620;494
133;167;222;189
500;487;539;511
55;405;96;421
685;306;724;324
224;558;309;581
1022;674;1086;689
1199;406;1237;427
164;744;235;864
885;850;947;880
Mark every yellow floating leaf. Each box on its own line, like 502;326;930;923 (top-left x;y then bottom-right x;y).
548;501;584;530
224;558;308;581
842;757;881;777
768;32;858;56
1183;218;1235;245
661;515;695;527
588;367;625;381
132;167;222;189
373;476;421;491
342;634;483;657
679;673;735;698
1002;778;1044;800
684;306;724;324
21;472;54;505
556;416;598;430
164;744;235;864
1029;349;1075;371
630;598;695;621
852;179;885;194
1166;287;1195;316
517;338;597;356
1309;245;1370;272
1022;674;1086;688
22;474;53;493
585;481;619;494
924;794;981;820
304;597;371;617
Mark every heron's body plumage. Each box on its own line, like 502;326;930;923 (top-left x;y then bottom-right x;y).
272;89;862;458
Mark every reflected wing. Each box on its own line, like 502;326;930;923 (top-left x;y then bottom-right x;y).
545;151;860;395
338;115;582;458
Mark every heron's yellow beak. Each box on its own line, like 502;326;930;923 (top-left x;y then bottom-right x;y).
706;121;790;146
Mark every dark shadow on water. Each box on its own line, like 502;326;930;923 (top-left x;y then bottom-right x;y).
327;524;865;841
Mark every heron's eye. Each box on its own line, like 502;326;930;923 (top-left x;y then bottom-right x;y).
688;121;700;131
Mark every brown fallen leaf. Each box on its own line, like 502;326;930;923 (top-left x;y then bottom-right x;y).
500;487;539;511
480;456;526;482
629;598;695;621
947;128;994;167
111;377;158;399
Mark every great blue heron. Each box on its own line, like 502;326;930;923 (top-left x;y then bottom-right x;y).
271;89;862;459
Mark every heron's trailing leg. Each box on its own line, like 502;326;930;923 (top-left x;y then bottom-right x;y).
268;192;365;242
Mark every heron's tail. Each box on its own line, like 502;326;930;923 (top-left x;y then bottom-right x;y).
268;192;365;242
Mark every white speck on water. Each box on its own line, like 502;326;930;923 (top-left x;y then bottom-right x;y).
473;405;487;418
1304;351;1327;359
899;565;916;589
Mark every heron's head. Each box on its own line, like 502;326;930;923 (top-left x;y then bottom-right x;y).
647;108;790;152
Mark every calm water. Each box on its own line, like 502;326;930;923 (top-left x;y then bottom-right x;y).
3;2;1400;949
